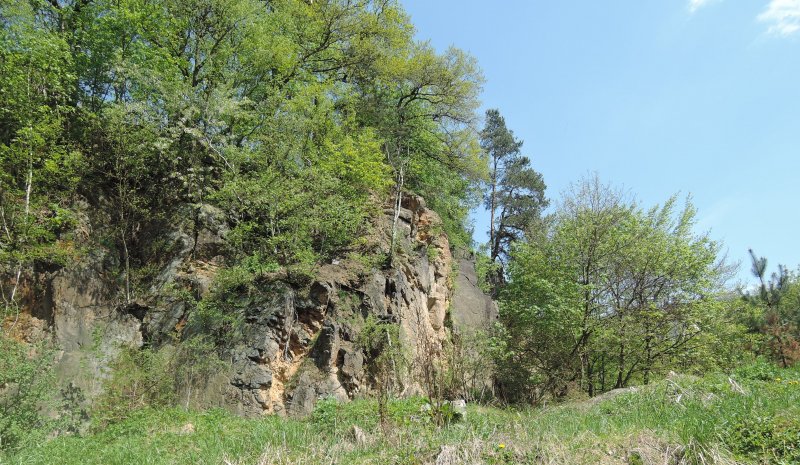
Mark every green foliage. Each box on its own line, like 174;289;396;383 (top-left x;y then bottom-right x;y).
480;109;547;276
495;176;731;402
734;358;781;382
422;400;461;427
726;414;800;463
474;249;501;294
171;336;228;409
441;330;495;402
356;315;409;427
92;336;228;427
409;152;483;251
92;346;176;428
58;383;89;436
311;397;427;432
742;252;800;367
358;317;406;366
483;444;518;465
0;336;57;452
180;265;254;347
1;0;487;315
0;0;82;319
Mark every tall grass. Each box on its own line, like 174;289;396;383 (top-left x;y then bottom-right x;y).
5;364;799;464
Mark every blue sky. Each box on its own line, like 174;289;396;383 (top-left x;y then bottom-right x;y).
402;0;800;286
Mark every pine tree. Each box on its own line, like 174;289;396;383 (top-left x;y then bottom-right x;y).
480;109;547;293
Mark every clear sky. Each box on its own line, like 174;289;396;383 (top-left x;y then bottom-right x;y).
402;0;800;286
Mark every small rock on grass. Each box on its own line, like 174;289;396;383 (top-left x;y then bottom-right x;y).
349;425;367;446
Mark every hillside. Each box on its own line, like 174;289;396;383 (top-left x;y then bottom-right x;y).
3;1;800;464
1;0;497;431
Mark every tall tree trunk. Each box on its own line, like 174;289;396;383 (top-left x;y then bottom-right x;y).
489;157;498;260
6;122;34;334
388;161;405;267
615;343;626;389
600;355;606;392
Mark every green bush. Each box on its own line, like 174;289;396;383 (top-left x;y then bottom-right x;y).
171;336;228;409
91;346;176;429
734;358;780;381
726;414;800;463
423;400;460;427
91;337;228;426
0;336;57;452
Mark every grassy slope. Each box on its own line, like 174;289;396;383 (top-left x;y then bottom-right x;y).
4;365;800;465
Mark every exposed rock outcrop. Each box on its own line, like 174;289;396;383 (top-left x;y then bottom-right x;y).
7;194;496;417
226;193;458;416
450;253;498;333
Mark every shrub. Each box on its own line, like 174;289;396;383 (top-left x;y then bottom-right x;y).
0;336;57;452
726;414;800;463
311;396;427;432
171;336;228;409
91;346;175;428
733;358;780;382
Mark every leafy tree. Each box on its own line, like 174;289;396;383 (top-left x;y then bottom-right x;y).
0;0;486;289
0;0;492;425
0;0;80;325
495;176;728;402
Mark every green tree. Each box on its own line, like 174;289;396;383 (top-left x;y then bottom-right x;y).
479;109;546;294
743;251;800;367
489;155;547;264
0;0;80;326
495;176;728;401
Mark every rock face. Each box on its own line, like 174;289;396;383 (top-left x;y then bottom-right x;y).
450;255;498;334
9;195;496;417
225;193;459;416
49;257;145;399
12;248;144;400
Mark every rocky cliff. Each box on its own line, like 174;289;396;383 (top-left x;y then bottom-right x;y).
6;194;496;417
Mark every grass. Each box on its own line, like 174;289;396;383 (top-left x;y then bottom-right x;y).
3;364;800;464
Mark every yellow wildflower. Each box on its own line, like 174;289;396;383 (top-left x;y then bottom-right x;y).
498;443;506;449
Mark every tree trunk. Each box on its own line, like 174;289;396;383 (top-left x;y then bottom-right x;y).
489;157;497;258
388;162;405;267
615;343;625;389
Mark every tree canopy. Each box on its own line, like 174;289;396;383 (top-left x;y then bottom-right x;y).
0;0;488;316
494;176;733;402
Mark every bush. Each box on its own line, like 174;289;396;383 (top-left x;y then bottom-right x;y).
442;330;495;402
422;399;461;427
91;346;175;428
0;336;57;452
171;336;227;409
726;414;800;463
91;334;229;426
733;358;780;382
